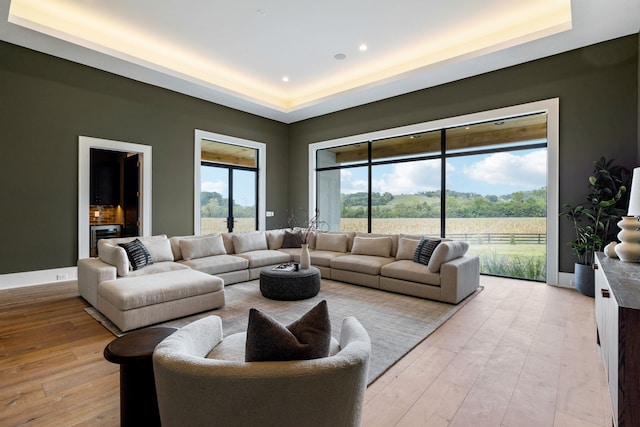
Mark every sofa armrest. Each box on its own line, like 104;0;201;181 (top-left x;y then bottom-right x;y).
78;258;117;307
439;255;480;304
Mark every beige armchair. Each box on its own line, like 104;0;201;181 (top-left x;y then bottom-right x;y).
153;314;371;427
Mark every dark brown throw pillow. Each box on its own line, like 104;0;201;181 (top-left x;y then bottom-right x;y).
282;229;303;248
245;300;331;362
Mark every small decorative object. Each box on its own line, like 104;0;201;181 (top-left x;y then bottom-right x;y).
604;242;618;258
615;167;640;262
614;216;640;261
287;208;323;270
300;243;311;269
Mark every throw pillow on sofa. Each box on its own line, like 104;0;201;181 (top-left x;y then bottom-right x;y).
351;236;393;257
282;230;303;248
232;232;268;254
427;241;469;273
179;234;227;261
413;237;441;266
140;236;174;262
396;237;421;260
118;238;153;271
315;233;349;253
245;300;331;362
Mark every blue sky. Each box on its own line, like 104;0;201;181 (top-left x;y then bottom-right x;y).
341;148;547;197
202;148;547;207
201;167;256;207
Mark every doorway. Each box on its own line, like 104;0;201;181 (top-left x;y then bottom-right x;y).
78;136;152;259
88;149;141;255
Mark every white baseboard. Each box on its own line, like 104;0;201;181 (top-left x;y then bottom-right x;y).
557;271;576;289
0;267;78;290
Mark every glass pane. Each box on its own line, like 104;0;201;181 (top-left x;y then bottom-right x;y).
317;166;368;233
371;129;441;162
200;166;229;234
445;148;547;281
371;159;441;235
446;113;547;154
232;169;256;232
201;139;258;168
317;142;368;168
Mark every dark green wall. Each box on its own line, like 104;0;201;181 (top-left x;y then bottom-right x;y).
289;35;639;274
0;41;289;274
1;34;638;276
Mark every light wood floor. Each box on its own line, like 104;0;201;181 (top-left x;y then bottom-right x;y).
0;276;612;426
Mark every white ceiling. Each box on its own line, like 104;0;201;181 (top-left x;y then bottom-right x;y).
1;0;639;123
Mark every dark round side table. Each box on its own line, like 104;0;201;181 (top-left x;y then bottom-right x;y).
104;326;177;427
260;266;321;300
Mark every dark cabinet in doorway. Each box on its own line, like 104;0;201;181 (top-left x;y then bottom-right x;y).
90;149;121;205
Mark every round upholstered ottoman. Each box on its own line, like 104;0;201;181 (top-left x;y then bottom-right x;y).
259;266;321;300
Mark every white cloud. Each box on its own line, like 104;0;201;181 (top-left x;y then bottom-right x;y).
340;169;368;194
464;150;546;188
201;180;226;194
372;160;449;194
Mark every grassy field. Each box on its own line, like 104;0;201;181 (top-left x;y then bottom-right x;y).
341;217;546;234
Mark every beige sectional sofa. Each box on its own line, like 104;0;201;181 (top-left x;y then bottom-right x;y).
78;229;479;331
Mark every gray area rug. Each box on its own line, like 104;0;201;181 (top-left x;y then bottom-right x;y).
86;279;482;384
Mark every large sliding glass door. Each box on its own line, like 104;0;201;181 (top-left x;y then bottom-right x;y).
313;111;549;281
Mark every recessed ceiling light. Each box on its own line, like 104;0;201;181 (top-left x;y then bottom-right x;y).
282;76;289;82
359;44;368;52
334;53;346;60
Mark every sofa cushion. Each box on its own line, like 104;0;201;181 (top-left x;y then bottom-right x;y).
179;234;227;261
126;261;190;277
169;234;216;261
235;250;291;269
221;233;235;254
245;300;331;362
98;269;223;311
330;254;395;275
310;250;347;267
428;241;470;273
265;229;285;250
380;260;441;286
179;254;249;275
356;233;398;256
232;232;268;254
396;237;421;260
141;236;174;262
118;239;153;271
282;230;303;248
413;237;442;266
315;233;349;253
351;236;393;257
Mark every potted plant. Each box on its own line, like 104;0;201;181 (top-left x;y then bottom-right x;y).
560;157;630;296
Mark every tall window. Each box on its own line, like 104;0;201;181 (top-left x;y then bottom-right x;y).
313;108;550;282
194;130;266;234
